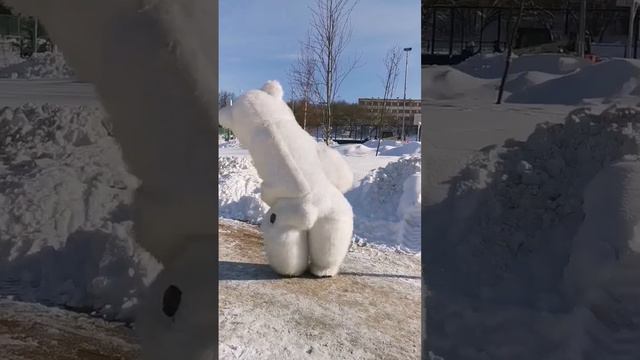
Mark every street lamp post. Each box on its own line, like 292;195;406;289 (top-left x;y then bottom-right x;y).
401;47;412;142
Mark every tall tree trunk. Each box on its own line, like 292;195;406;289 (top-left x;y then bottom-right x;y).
496;0;525;105
303;100;308;130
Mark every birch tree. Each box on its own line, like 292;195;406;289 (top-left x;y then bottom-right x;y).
289;34;318;130
308;0;359;144
376;46;402;156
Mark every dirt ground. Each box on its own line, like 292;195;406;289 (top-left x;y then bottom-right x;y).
218;219;421;360
0;300;139;360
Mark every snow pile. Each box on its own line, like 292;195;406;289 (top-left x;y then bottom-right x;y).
422;66;495;101
0;51;74;79
346;155;422;252
363;139;404;148
0;104;160;320
455;53;589;79
0;49;23;69
335;143;375;156
424;54;640;105
218;156;268;224
425;105;640;358
380;141;422;156
503;71;563;94
508;59;640;105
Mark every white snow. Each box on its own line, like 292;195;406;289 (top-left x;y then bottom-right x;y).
346;155;422;253
0;51;74;80
0;103;161;320
218;156;268;224
423;53;640;106
424;53;640;357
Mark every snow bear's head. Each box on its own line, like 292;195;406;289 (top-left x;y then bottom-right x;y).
218;80;290;131
135;238;216;360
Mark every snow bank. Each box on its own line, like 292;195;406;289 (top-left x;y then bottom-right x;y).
423;66;495;101
425;105;640;358
335;143;375;156
0;51;74;79
0;49;23;69
363;139;404;148
455;53;589;79
424;54;640;106
504;71;562;94
218;156;268;224
380;141;421;156
508;59;640;105
0;104;160;320
346;155;421;252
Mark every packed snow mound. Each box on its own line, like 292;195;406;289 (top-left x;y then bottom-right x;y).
425;105;640;359
562;160;640;359
380;141;422;156
0;104;160;320
218;156;268;224
508;59;640;105
0;51;74;79
455;53;589;79
0;49;23;69
504;71;563;94
347;155;421;252
335;143;375;156
423;66;495;100
362;139;404;148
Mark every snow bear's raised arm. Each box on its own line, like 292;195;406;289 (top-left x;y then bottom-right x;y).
316;142;354;193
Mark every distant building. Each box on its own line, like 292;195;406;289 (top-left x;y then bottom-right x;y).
358;97;421;124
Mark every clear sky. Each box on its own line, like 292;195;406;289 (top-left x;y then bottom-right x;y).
219;0;420;103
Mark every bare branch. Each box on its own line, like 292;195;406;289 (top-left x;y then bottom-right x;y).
307;0;359;144
375;46;402;156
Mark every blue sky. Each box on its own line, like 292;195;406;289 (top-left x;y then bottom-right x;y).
220;0;420;103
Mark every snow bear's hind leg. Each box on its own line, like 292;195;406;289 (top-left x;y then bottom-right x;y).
308;215;353;277
261;209;309;276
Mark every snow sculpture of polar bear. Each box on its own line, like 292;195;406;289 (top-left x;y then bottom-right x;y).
219;80;354;277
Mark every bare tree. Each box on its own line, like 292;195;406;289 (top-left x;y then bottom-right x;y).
218;90;235;109
308;0;359;144
289;33;318;131
375;46;402;156
496;0;526;104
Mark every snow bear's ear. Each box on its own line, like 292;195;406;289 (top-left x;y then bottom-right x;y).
261;80;284;100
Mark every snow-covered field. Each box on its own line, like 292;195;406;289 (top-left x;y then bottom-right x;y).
424;53;640;359
0;51;75;80
219;138;422;253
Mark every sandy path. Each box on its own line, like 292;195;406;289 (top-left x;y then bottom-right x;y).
218;219;421;360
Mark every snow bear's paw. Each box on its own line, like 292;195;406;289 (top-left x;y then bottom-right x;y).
309;264;340;278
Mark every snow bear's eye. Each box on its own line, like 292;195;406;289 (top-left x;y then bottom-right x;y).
270;213;276;224
162;285;182;317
